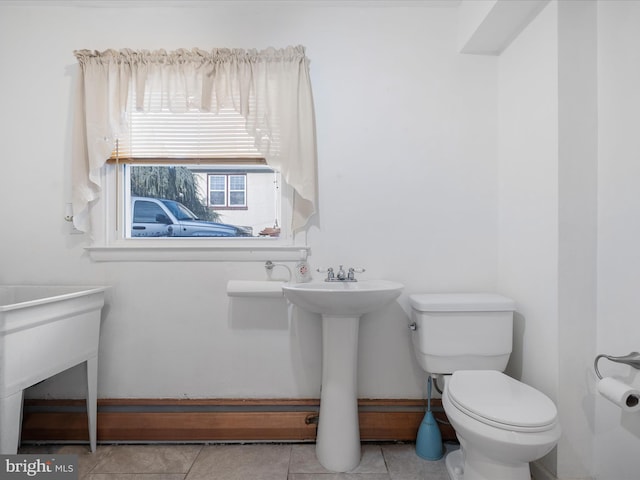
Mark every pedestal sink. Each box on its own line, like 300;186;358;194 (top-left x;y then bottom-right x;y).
282;280;403;472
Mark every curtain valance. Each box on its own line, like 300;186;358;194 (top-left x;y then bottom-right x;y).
71;46;317;233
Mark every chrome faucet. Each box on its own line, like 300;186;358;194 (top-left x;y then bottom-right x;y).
317;265;365;282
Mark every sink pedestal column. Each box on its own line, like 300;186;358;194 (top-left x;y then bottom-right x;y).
316;314;361;472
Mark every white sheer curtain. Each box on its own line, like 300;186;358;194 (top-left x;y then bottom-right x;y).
71;46;317;233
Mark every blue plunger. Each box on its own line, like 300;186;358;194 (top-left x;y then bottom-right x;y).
415;375;444;460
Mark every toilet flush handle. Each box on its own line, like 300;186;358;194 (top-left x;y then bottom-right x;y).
408;322;417;331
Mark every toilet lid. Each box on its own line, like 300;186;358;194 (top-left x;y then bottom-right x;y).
447;370;557;432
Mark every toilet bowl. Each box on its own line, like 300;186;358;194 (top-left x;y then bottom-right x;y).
442;370;561;480
408;293;561;480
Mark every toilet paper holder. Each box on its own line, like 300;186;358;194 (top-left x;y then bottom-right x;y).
594;351;640;379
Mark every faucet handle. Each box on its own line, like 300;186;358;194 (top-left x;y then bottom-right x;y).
347;267;365;281
317;267;335;281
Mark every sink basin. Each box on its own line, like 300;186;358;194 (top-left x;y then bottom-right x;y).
283;278;403;472
282;280;403;316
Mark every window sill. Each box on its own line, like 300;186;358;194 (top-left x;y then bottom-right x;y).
86;242;309;262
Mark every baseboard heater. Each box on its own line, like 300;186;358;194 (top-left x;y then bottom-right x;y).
21;398;455;444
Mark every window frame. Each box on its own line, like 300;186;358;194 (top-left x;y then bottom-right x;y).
83;79;309;262
85;162;308;263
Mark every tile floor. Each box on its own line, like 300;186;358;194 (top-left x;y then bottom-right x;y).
20;442;458;480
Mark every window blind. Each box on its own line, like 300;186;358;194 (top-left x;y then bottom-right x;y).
112;92;265;164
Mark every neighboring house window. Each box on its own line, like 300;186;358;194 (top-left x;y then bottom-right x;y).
209;174;247;209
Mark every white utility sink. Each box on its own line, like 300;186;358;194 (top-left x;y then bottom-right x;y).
282;279;403;472
0;285;107;454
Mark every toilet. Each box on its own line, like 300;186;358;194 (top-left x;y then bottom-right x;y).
409;293;561;480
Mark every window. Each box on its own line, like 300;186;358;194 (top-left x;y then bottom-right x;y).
73;47;317;261
114;103;282;240
228;175;246;207
209;174;247;208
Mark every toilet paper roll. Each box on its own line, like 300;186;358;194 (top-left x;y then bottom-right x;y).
226;280;285;298
597;377;640;412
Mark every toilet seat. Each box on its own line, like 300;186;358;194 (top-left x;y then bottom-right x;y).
447;370;557;433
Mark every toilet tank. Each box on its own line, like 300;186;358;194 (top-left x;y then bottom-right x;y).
409;293;515;375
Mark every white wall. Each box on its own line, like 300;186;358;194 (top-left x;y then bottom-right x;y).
0;2;498;400
497;0;599;477
557;2;598;477
499;1;640;479
596;1;640;478
497;0;559;397
496;2;560;475
457;0;497;51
